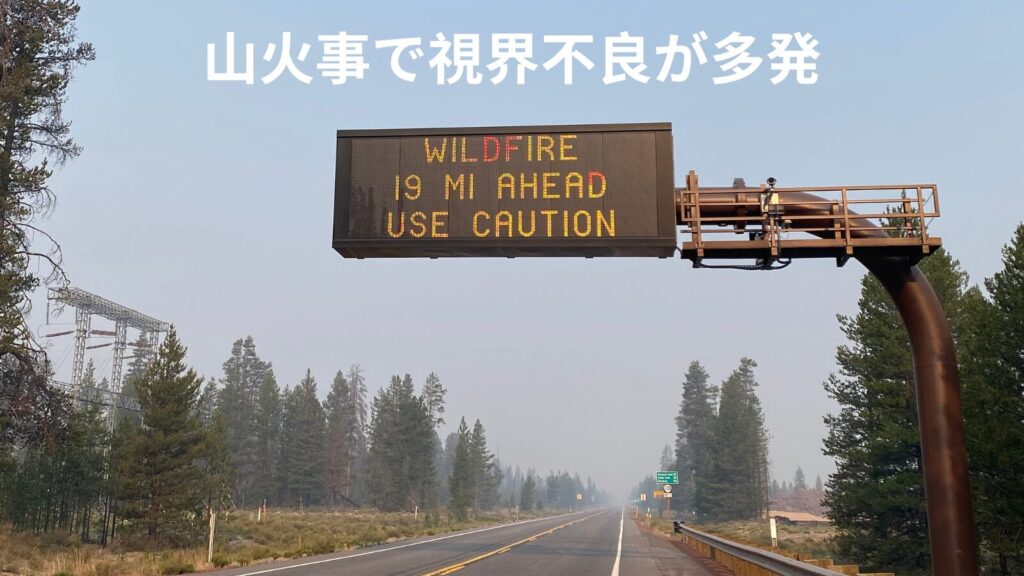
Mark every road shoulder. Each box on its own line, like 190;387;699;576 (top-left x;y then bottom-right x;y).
620;516;725;576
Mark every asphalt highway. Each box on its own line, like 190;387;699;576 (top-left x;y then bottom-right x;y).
199;509;714;576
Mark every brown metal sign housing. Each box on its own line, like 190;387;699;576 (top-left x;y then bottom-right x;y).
333;123;676;258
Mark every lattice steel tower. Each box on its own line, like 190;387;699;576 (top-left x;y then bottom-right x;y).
49;287;170;393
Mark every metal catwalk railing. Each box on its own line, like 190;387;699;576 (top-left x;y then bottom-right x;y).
677;171;941;265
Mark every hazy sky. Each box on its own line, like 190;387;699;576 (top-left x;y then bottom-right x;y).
29;1;1022;498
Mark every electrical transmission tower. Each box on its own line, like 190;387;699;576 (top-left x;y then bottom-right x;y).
47;287;170;396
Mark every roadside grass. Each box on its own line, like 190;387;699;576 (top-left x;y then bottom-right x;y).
630;510;839;561
691;519;841;562
0;527;208;576
638;515;675;538
0;508;561;576
631;514;842;563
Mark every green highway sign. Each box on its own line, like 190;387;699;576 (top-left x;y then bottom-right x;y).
656;471;679;485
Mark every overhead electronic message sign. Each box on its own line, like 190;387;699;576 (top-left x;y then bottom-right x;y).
333;123;676;258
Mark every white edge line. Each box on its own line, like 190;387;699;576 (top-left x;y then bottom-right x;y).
229;511;588;576
610;507;624;576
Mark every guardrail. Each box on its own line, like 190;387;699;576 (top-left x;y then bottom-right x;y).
677;524;893;576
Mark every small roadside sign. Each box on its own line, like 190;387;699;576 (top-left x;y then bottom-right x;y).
654;490;665;498
664;484;672;493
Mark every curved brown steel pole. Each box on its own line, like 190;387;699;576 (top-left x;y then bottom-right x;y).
690;188;979;575
861;258;977;575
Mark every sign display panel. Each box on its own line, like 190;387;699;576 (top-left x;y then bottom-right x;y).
656;471;679;485
333;123;676;258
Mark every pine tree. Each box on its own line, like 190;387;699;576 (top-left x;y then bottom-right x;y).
0;0;93;365
199;409;234;512
366;375;403;511
448;418;472;520
433;431;448;507
814;475;823;492
125;334;157;378
675;361;718;518
325;370;354;506
793;467;807;491
118;327;207;543
218;336;273;508
64;368;109;542
469;419;498;512
101;411;132;544
545;472;559;508
281;370;326;508
3;362;110;540
347;364;368;432
196;378;219;425
704;358;768;521
419;373;448;508
509;466;523;508
114;335;156;429
1;3;91;508
421;372;447;428
366;374;437;511
520;474;536;511
345;364;369;502
252;373;281;505
440;431;460;507
659;443;675;472
487;462;504;510
823;249;971;573
407;375;439;511
274;385;293;504
961;224;1024;573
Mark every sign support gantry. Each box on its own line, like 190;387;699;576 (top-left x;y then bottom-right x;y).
676;170;976;576
328;121;978;576
49;287;170;394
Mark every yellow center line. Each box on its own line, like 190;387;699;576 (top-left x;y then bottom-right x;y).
421;511;604;576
